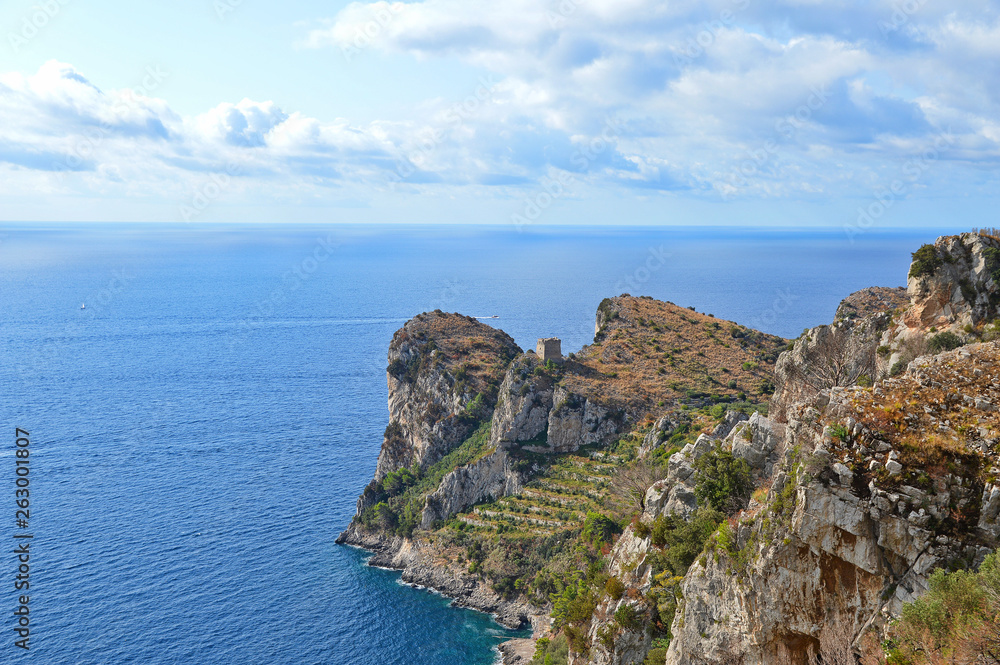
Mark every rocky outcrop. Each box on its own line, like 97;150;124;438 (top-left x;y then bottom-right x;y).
879;233;1000;370
546;385;621;453
374;311;520;481
336;523;539;629
665;372;992;665
899;233;1000;334
489;353;556;449
834;286;907;322
771;313;889;423
420;450;523;529
584;411;763;665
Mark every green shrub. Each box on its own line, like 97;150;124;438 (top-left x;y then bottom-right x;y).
828;423;849;441
984;247;1000;284
530;633;569;665
582;512;621;547
927;331;963;354
889;552;1000;663
613;604;644;631
382;466;418;495
459;392;487;424
694;449;753;513
644;639;670;665
891;360;907;376
909;244;941;279
605;576;626;600
649;507;724;577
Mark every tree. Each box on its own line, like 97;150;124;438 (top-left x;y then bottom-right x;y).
694;449;752;514
796;324;879;391
609;458;667;516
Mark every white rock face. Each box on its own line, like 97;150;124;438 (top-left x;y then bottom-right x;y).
663;386;986;665
489;353;555;449
583;411;769;665
546;386;621;453
420;450;522;529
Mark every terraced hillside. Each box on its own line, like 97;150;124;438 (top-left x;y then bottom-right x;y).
456;451;624;535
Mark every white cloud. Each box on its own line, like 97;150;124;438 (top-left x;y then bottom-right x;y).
4;1;1000;220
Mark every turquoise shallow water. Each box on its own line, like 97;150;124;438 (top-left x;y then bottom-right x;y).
0;223;950;664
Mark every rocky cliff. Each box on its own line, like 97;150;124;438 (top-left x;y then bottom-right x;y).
376;310;520;479
339;232;1000;665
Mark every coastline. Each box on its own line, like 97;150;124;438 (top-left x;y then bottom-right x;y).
337;522;544;663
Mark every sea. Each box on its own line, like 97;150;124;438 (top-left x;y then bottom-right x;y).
0;223;956;664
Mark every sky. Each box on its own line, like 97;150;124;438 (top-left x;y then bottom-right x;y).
0;0;998;226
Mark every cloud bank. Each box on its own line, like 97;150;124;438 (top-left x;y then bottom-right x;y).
2;1;999;221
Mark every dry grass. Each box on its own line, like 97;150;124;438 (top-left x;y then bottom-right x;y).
835;286;908;322
562;296;787;416
393;310;521;396
973;227;1000;240
847;342;1000;481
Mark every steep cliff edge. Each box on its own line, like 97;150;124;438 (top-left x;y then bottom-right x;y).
339;233;1000;665
376;310;520;479
338;297;786;658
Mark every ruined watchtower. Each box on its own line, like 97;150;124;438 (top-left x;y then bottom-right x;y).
536;338;562;363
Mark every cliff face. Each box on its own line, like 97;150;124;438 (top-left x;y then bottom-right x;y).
663;344;996;664
341;233;1000;665
375;310;520;480
882;232;1000;369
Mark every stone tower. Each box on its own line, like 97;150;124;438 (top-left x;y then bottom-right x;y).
536;338;562;362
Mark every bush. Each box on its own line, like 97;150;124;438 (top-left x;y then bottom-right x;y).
530;634;569;665
927;331;963;354
459;392;487;424
382;466;418;495
890;359;907;376
694;449;753;513
909;244;941;279
605;576;626;600
613;604;644;631
582;512;621;547
888;552;1000;663
649;507;724;576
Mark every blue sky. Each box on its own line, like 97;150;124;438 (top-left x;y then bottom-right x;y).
0;0;998;226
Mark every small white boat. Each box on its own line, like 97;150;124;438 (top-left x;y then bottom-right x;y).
80;303;85;309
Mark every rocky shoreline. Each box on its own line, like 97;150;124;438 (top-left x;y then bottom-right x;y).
337;523;543;662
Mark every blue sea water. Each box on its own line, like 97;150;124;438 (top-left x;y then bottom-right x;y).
0;223;955;664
